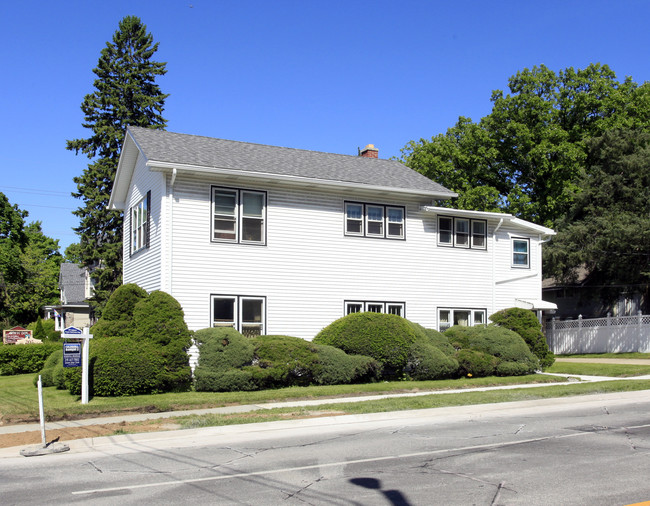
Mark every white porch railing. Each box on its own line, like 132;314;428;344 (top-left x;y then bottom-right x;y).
545;312;650;354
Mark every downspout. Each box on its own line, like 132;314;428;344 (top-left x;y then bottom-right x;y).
492;218;504;315
169;168;177;295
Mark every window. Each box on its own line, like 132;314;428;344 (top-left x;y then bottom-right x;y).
512;238;530;268
131;191;150;254
345;202;405;239
345;301;405;317
211;295;265;337
212;187;266;244
438;216;486;250
438;308;486;331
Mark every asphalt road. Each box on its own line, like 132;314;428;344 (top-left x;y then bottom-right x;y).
2;390;650;505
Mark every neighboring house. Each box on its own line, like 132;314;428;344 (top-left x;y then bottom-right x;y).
543;268;648;319
108;126;556;339
43;263;95;330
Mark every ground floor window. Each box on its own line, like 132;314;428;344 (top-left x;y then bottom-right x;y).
438;308;486;331
345;301;405;317
211;295;265;337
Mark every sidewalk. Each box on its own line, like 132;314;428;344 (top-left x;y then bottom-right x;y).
3;371;649;437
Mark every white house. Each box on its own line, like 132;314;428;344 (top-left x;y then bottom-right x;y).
108;126;556;339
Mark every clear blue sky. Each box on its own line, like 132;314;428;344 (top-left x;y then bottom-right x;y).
1;0;649;252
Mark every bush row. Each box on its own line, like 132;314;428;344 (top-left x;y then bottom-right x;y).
193;328;381;392
0;343;60;375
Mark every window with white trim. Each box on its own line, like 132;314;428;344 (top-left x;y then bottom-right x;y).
438;216;487;250
212;187;266;244
512;238;530;268
211;295;265;337
131;191;150;254
345;202;405;239
438;308;486;331
345;301;405;317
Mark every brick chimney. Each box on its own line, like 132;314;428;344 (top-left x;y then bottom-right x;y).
359;144;378;158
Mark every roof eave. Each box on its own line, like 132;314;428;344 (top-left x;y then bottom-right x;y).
420;206;555;236
147;161;458;200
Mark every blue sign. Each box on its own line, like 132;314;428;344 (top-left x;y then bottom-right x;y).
63;326;82;335
63;342;82;368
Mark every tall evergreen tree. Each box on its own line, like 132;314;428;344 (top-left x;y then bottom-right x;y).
67;16;168;313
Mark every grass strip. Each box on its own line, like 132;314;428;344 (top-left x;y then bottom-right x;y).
546;362;650;377
175;379;650;430
1;373;564;422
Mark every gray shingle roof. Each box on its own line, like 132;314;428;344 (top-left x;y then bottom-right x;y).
58;263;86;304
127;126;455;197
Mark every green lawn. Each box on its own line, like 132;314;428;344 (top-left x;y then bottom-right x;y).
4;357;650;426
558;353;650;359
546;362;650;377
0;373;564;423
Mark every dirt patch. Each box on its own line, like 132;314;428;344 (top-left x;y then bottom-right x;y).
0;421;178;450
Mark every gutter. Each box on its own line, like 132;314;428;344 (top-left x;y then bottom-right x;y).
147;161;457;200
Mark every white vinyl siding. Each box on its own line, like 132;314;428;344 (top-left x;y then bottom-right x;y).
122;153;164;293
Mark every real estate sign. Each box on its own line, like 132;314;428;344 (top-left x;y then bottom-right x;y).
3;326;32;345
63;342;82;367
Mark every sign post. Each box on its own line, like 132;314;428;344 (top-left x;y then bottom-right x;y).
62;326;93;404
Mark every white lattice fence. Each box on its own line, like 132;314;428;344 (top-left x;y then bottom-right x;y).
546;313;650;354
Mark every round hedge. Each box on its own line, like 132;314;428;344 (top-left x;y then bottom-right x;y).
405;339;459;380
313;313;422;376
90;336;167;396
132;290;191;347
489;307;555;369
446;325;539;374
194;327;254;371
92;283;148;339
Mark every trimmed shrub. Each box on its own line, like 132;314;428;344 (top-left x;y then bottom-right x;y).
92;283;148;339
246;335;320;388
446;325;539;375
35;349;62;387
405;339;459;380
194;368;255;392
90;336;167;396
194;327;254;371
312;344;382;385
0;343;60;375
422;328;457;357
314;312;422;377
132;291;192;347
456;349;499;377
489;307;555;369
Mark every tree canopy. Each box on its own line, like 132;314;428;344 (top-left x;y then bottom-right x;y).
544;129;650;298
401;64;650;227
0;194;62;326
67;15;168;314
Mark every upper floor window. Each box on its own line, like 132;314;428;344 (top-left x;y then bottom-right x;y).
131;191;150;254
512;238;530;268
212;187;266;245
345;202;405;239
438;216;486;250
345;301;405;317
